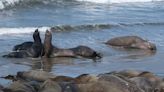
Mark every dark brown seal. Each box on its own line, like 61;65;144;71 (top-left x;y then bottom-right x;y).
3;29;43;58
12;29;41;51
105;36;156;50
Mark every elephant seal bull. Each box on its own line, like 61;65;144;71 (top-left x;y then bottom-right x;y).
3;29;43;58
43;30;102;60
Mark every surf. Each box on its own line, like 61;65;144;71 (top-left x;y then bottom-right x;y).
0;22;164;35
0;0;164;10
77;0;164;3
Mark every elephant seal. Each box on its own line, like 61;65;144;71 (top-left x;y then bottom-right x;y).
16;70;56;82
75;74;98;84
130;77;159;92
3;80;37;92
43;30;79;57
50;74;98;84
97;74;145;92
43;30;102;60
105;36;156;50
0;85;4;92
3;29;43;58
40;79;79;92
39;79;62;92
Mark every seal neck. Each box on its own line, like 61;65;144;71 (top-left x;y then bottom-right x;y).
43;31;53;57
33;33;42;44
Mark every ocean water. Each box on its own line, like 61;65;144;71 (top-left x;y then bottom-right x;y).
0;0;164;85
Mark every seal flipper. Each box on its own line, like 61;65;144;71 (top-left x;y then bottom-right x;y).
2;51;29;58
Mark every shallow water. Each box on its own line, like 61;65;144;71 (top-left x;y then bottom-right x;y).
0;0;164;86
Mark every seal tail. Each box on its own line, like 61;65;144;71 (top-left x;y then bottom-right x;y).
2;52;27;58
2;53;16;58
0;75;17;81
2;54;14;58
2;52;16;58
2;55;8;58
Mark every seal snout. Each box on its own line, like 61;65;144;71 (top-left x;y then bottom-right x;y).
45;30;51;36
16;72;23;77
35;29;39;32
34;29;39;36
147;42;156;51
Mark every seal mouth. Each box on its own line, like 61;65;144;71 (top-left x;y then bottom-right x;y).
150;46;156;51
16;71;24;78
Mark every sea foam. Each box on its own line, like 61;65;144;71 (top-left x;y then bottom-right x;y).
0;0;164;10
0;27;49;35
0;0;20;9
1;22;164;35
77;0;164;3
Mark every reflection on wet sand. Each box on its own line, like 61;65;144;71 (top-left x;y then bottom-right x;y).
31;57;75;72
30;48;156;72
119;50;156;60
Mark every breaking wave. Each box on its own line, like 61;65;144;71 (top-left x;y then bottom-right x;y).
77;0;164;3
0;22;164;35
0;0;69;10
0;27;49;35
50;22;164;32
0;0;164;10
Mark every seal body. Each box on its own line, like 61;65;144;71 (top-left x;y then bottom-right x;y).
106;36;156;50
12;42;33;51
